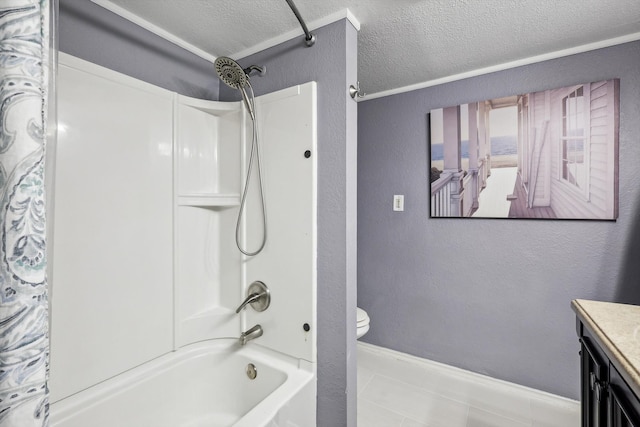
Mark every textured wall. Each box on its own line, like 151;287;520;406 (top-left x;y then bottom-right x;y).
220;20;359;427
59;0;218;99
357;41;640;400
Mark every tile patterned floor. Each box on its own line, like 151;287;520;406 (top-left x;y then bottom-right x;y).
357;343;580;427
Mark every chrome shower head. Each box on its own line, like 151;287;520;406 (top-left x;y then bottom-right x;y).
215;56;248;90
214;56;265;121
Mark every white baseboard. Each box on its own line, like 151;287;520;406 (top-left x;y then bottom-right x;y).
357;342;580;427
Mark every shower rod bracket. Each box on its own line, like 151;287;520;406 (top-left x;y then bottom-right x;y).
305;33;316;47
349;82;365;100
285;0;316;47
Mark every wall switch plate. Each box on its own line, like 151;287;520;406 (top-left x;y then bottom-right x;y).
393;195;404;211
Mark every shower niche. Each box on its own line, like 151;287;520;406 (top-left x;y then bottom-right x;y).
176;96;242;204
174;96;244;346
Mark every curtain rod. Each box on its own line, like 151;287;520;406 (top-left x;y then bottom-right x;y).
284;0;315;47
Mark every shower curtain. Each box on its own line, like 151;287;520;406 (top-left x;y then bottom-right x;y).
0;1;50;426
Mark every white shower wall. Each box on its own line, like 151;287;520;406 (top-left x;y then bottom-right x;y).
242;84;318;363
175;85;318;363
174;96;244;346
50;53;317;403
50;55;175;402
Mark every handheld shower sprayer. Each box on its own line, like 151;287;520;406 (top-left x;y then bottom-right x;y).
214;56;268;256
214;56;247;90
214;56;263;120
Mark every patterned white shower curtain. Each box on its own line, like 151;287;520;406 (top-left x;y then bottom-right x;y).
0;1;50;426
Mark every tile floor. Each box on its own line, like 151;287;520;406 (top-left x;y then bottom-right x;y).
357;343;580;427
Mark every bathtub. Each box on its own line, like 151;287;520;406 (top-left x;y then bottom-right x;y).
50;340;316;427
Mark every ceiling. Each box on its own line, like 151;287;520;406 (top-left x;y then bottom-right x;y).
95;0;640;98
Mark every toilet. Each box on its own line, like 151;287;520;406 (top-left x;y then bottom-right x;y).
356;307;370;339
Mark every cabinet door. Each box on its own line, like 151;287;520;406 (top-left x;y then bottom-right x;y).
609;365;640;427
580;337;608;427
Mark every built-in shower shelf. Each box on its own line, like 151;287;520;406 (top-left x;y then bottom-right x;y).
178;194;240;207
178;95;240;116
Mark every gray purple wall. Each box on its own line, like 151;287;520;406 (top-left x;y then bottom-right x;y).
357;40;640;400
59;0;219;99
59;2;358;425
220;20;359;427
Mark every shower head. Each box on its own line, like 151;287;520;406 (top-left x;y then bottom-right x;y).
215;56;253;119
215;56;248;90
215;56;265;121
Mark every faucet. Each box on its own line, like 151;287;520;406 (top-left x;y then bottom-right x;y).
236;292;264;313
235;281;270;313
239;324;263;345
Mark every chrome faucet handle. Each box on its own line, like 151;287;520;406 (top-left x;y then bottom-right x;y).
235;292;262;313
235;281;270;313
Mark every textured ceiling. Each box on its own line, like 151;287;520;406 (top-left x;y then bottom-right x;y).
98;0;640;97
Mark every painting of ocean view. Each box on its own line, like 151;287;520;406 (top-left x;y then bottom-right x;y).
430;135;517;161
430;134;518;172
429;104;520;173
429;79;619;220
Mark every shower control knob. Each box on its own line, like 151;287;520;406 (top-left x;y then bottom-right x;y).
235;281;271;313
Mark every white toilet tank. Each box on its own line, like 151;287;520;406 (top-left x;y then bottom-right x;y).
356;307;370;339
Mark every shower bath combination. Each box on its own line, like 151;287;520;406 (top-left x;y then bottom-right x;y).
47;1;320;425
51;52;318;427
215;56;267;256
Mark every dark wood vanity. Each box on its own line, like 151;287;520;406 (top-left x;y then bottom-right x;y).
573;300;640;426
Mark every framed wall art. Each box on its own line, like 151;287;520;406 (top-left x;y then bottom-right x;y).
429;79;619;220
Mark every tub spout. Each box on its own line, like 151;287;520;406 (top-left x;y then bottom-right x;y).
239;324;263;345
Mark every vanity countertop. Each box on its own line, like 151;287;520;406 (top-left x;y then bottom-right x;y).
572;299;640;398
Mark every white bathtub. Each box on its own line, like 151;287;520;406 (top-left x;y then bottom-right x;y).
50;340;316;427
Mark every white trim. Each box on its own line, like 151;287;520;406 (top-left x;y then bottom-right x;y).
345;9;361;31
91;0;218;63
230;9;360;61
358;341;580;406
364;31;640;101
90;1;360;64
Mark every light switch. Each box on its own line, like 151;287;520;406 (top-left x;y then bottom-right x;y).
393;195;404;211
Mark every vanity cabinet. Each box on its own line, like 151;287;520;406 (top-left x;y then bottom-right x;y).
576;317;640;427
580;332;608;426
609;364;640;427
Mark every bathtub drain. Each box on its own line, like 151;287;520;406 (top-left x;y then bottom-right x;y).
246;363;257;380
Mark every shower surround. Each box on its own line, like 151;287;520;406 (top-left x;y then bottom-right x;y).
49;53;317;426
